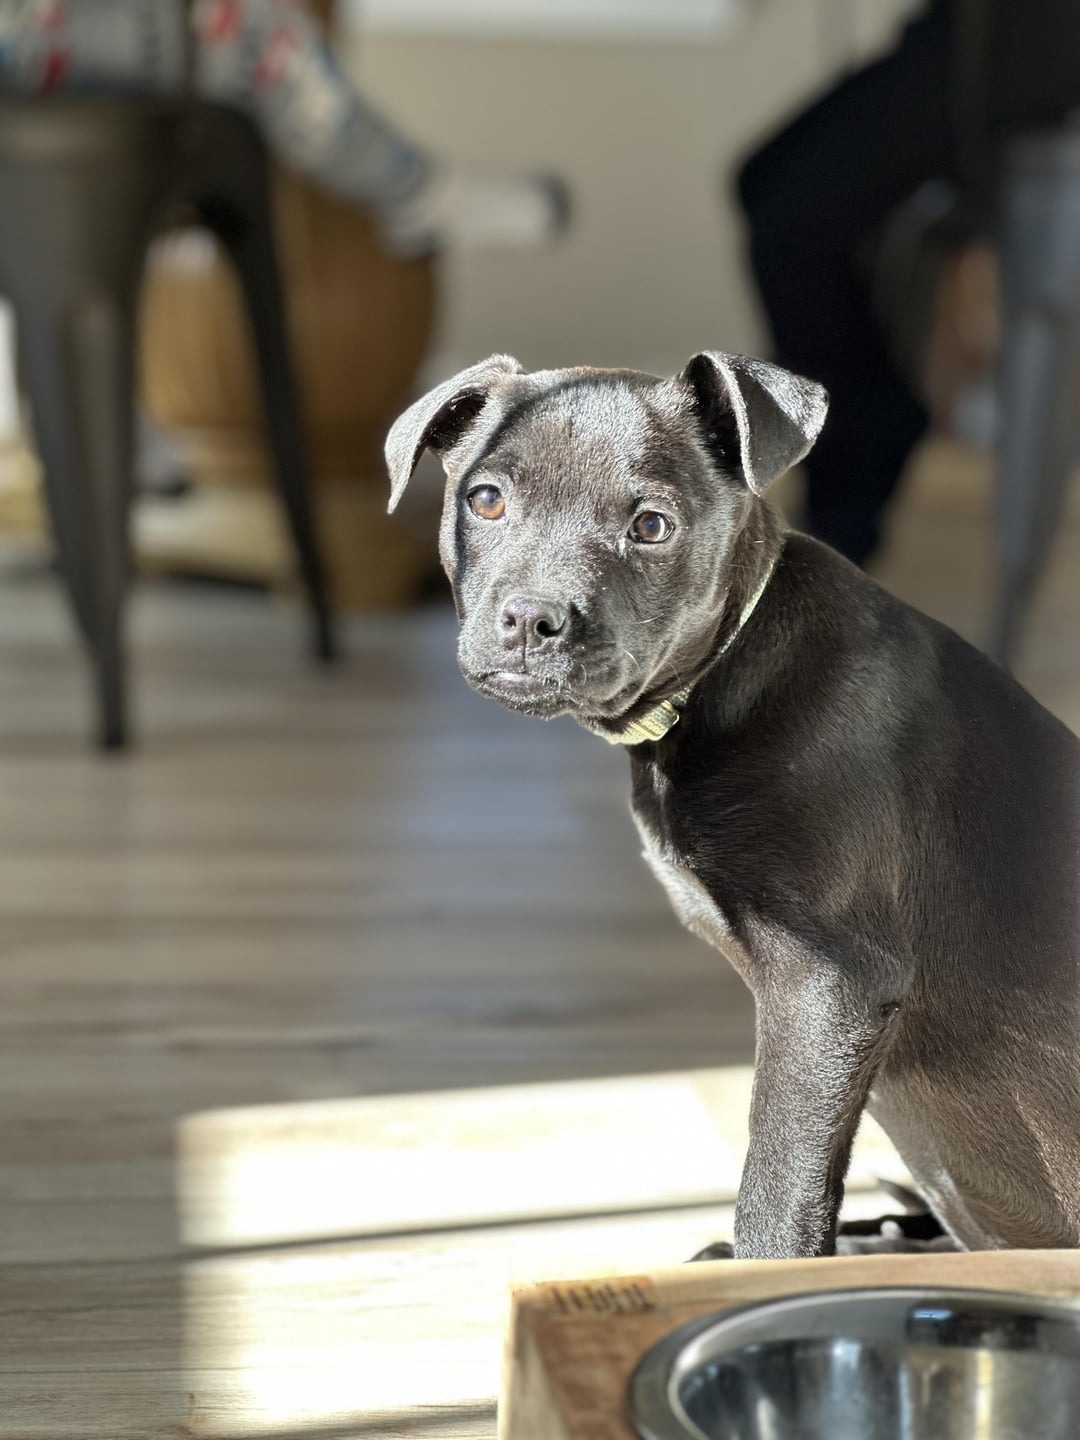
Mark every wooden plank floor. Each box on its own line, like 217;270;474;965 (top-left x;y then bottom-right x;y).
0;439;1075;1439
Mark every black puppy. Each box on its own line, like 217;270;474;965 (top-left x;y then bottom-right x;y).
386;352;1080;1259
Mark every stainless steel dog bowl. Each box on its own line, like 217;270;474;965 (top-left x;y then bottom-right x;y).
631;1287;1080;1440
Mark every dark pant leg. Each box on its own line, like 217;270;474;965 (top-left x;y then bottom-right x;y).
737;8;954;563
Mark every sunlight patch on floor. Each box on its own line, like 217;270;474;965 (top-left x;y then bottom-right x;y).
177;1071;748;1251
177;1068;911;1435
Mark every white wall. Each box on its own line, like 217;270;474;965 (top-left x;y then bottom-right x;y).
342;0;917;380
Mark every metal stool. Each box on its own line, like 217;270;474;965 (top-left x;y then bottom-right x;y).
0;96;336;748
991;125;1080;666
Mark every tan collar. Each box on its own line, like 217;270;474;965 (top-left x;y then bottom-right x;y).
582;552;779;747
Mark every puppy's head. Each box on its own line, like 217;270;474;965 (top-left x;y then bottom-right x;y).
386;352;827;725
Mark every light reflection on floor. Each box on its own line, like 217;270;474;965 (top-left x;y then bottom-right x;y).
177;1067;909;1436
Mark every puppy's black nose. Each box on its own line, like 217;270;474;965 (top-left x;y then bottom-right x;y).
500;595;568;652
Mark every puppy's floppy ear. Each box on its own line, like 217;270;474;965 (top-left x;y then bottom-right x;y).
679;351;828;495
386;353;523;513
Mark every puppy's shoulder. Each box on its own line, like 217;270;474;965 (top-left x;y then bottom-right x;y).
776;530;890;612
767;529;909;656
778;529;1076;755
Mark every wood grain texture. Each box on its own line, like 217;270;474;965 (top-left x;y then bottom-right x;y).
0;439;1075;1438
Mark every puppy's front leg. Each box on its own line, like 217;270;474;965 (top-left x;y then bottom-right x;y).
735;965;903;1260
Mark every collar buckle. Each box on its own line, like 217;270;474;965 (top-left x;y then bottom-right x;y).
594;690;689;746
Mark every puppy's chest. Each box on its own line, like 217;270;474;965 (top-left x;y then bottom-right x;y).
630;773;732;955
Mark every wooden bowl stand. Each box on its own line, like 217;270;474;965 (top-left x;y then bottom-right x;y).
501;1250;1080;1440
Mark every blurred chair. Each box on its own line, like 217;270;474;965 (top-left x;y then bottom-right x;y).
951;0;1080;666
0;96;335;750
874;135;1080;671
991;126;1080;665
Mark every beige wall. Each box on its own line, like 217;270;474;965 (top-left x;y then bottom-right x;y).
344;0;915;381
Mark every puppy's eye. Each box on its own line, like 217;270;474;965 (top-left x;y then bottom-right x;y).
629;510;673;544
468;484;505;521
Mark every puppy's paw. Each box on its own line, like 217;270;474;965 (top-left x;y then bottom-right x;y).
688;1239;735;1262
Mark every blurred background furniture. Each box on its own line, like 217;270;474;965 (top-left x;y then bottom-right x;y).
950;0;1080;665
139;159;436;611
138;0;437;611
871;0;1080;668
0;94;335;748
991;126;1080;664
